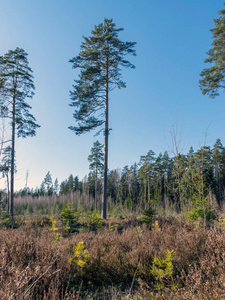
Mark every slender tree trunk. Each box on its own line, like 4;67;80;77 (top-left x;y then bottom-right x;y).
102;54;109;219
155;179;159;208
148;179;150;203
144;181;146;206
201;149;206;228
6;172;10;213
95;168;98;210
218;167;222;204
10;93;16;218
164;175;167;210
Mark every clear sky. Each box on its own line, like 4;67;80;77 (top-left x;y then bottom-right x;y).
0;0;225;191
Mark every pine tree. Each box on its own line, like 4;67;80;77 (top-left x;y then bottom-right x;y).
139;150;156;205
0;146;11;212
129;163;139;206
120;165;130;204
200;4;225;97
73;176;80;192
39;181;46;196
66;174;74;192
0;48;40;217
212;139;224;204
44;171;53;195
107;169;120;204
88;141;104;209
54;178;59;195
69;19;136;218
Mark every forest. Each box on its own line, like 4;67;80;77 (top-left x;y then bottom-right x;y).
0;2;225;300
6;138;225;225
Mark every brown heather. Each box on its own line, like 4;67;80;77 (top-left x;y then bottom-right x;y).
1;218;225;299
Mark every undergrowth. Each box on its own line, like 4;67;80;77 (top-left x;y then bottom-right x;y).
1;211;225;299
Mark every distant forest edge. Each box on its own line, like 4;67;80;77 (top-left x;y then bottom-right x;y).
1;138;224;221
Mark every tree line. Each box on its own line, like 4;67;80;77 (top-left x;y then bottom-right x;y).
10;138;225;219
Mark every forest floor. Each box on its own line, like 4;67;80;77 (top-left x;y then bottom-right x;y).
1;209;225;299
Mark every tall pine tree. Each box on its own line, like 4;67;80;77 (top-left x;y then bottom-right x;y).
69;18;136;218
0;48;40;217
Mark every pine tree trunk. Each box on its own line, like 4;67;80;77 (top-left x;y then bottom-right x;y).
148;179;150;203
144;181;147;208
10;93;16;218
6;173;10;213
218;167;222;204
95;168;98;210
102;54;109;219
161;175;165;208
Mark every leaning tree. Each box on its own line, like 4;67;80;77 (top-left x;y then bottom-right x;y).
0;48;40;217
69;18;136;219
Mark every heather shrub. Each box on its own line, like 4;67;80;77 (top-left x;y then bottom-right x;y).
1;216;225;298
25;215;52;228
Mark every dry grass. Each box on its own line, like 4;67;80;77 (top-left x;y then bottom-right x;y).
1;217;225;299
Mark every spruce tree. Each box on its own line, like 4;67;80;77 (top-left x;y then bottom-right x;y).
200;4;225;97
69;18;136;219
0;48;40;217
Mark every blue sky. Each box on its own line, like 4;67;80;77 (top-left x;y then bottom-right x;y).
0;0;225;190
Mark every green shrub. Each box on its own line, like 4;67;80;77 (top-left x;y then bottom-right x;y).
68;241;90;268
84;211;102;232
187;204;218;222
151;249;174;288
0;209;12;229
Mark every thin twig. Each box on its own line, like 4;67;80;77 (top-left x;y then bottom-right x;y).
128;258;141;298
